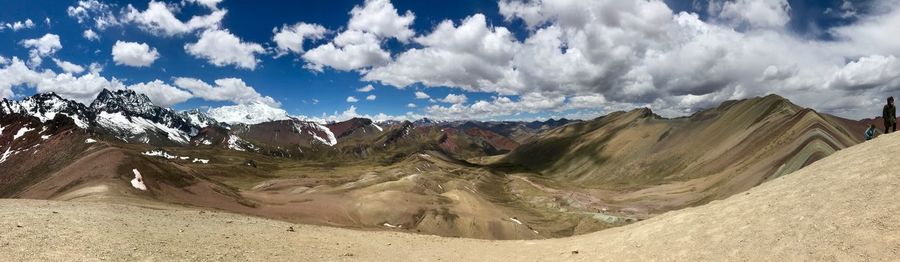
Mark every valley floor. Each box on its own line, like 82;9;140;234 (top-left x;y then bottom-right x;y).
3;132;900;261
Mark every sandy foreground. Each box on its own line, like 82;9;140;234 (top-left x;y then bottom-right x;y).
2;133;900;261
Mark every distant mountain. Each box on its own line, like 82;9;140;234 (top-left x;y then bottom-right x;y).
205;102;291;125
1;90;218;146
0;90;579;162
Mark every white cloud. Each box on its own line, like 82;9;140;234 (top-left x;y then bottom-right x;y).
128;80;193;107
356;84;375;92
356;0;900;119
708;0;792;29
0;59;128;104
272;22;327;57
440;94;468;104
123;0;226;36
364;14;520;93
366;94;377;101
184;0;223;10
185;29;265;70
112;41;159;67
414;91;430;99
21;33;62;56
407;103;416;108
174;77;279;107
20;33;62;66
67;0;121;30
88;62;103;74
83;29;99;41
347;0;416;42
52;59;86;74
827;55;900;91
302;30;391;71
302;0;415;72
346;96;359;103
4;19;36;31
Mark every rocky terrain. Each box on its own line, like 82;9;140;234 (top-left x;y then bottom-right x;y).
0;91;872;241
1;130;897;261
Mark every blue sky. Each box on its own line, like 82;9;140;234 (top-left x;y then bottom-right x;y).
1;0;898;121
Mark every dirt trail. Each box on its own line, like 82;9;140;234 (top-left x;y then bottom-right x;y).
2;133;900;261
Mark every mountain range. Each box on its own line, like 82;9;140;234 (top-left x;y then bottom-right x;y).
0;90;868;239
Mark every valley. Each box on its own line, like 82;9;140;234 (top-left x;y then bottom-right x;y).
0;90;869;240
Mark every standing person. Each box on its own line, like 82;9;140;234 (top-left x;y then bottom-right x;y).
865;124;878;140
885;97;897;133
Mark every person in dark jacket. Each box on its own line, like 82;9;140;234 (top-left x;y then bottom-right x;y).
865;124;878;140
885;97;897;133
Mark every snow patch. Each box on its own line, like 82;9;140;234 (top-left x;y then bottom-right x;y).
142;150;178;159
96;112;189;143
227;135;246;151
192;158;209;164
382;223;402;228
41;135;50;140
310;122;337;146
510;217;523;225
13;127;34;140
0;147;16;163
85;138;97;143
130;169;147;191
372;123;383;132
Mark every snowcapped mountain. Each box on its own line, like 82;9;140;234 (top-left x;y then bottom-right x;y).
0;90;220;146
1;93;94;128
89;89;211;144
206;102;291;125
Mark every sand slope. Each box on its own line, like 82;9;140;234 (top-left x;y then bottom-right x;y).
2;132;899;261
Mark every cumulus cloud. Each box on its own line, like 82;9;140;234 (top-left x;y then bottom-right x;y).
414;91;430;99
356;84;375;92
4;19;36;31
128;80;193;107
52;59;86;74
0;57;130;104
707;0;792;29
407;103;416;108
123;0;226;36
111;41;159;67
67;0;120;30
272;22;327;57
366;94;377;100
364;14;520;93
83;29;99;41
302;0;414;71
440;94;468;104
174;77;279;107
346;96;359;103
302;30;391;71
184;0;223;10
355;0;900;119
20;33;62;66
827;55;900;91
185;29;266;70
1;56;231;108
347;0;416;42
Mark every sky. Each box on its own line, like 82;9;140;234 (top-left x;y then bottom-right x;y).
0;0;899;122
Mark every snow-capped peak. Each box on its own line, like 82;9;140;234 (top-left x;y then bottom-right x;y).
90;89;155;115
207;102;290;125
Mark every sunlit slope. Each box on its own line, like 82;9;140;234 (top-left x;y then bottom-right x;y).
502;94;863;203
